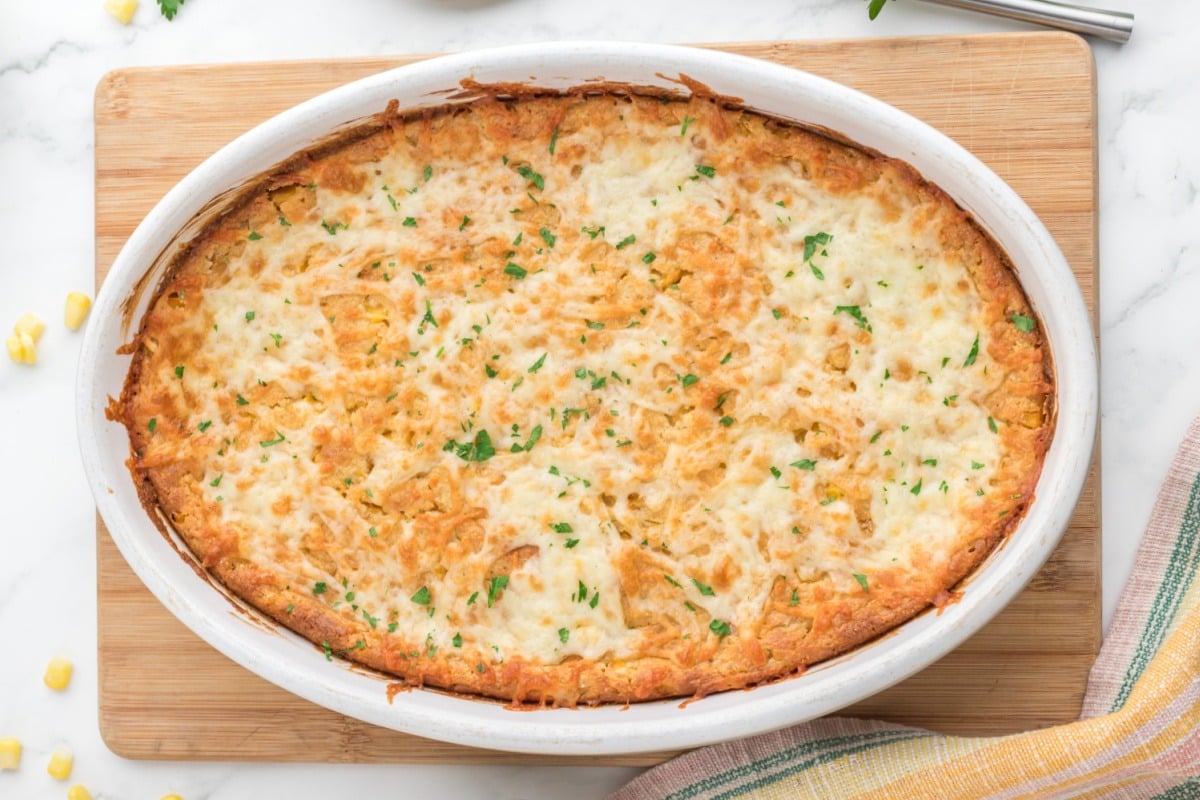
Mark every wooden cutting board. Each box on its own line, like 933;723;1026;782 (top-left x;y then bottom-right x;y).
94;33;1099;764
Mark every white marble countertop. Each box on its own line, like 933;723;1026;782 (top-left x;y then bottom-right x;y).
1;0;1189;796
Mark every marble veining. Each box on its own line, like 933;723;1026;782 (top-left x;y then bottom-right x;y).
2;0;1189;797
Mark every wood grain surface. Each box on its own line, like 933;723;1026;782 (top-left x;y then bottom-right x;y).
94;33;1100;764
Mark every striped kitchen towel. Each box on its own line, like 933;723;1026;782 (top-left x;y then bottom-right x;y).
612;418;1200;800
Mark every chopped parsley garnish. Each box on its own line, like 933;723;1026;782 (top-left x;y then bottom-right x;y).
209;474;222;487
923;458;938;466
487;575;509;607
989;416;999;434
444;429;496;462
642;251;657;264
803;231;832;262
680;373;700;387
615;234;636;250
528;353;548;373
709;619;731;638
964;333;981;367
1010;314;1036;332
972;461;985;470
236;394;249;406
550;522;574;533
695;164;716;178
467;592;479;606
504;262;528;279
269;332;282;348
244;310;256;322
549;127;560;155
485;364;498;378
790;459;817;471
419;299;439;331
691;578;715;596
452;633;463;648
410;586;431;605
260;430;286;447
771;308;783;320
174;365;184;379
198;420;212;432
589;592;600;609
147;418;157;434
664;574;683;588
558;627;569;643
402;216;418;228
834;305;872;332
869;431;882;443
524;424;543;452
586;320;605;330
313;582;327;595
247;231;262;241
769;466;782;479
565;539;580;548
516;165;545;191
852;573;870;592
320;220;347;235
458;216;471;231
911;478;923;495
539;227;557;248
680;115;696;136
582;225;605;240
719;416;734;427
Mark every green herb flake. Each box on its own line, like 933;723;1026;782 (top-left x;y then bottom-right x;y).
247;231;262;241
680;373;700;387
680;115;696;136
664;574;683;588
558;627;570;643
313;582;327;595
198;420;212;432
528;353;548;373
719;416;735;427
551;522;574;533
565;539;580;549
964;333;981;367
236;394;249;406
320;220;347;236
972;461;985;470
244;310;256;322
504;262;528;279
487;575;509;608
790;459;817;471
911;478;923;496
709;619;731;638
852;573;870;592
615;234;637;250
402;216;418;228
147;418;157;434
174;365;184;379
1011;313;1036;332
516;165;545;191
540;227;557;248
642;251;657;264
524;424;543;452
691;578;716;597
695;164;716;178
209;473;222;487
989;416;999;434
549;127;560;155
260;430;286;447
411;586;431;605
834;305;872;332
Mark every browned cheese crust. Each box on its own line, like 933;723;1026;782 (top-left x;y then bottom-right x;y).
119;93;1053;706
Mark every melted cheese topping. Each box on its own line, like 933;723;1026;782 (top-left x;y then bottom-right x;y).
124;94;1050;703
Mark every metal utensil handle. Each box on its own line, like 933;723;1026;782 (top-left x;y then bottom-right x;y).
917;0;1133;43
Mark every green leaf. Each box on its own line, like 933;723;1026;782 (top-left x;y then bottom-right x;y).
487;575;509;607
516;165;545;191
1010;314;1036;332
691;578;715;596
867;0;891;20
709;619;731;638
964;333;981;367
504;262;527;279
853;572;870;592
156;0;185;20
410;586;431;605
790;459;817;471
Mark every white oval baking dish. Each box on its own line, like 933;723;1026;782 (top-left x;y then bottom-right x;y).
77;41;1097;755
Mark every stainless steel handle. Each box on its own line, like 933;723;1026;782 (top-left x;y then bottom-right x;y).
916;0;1134;43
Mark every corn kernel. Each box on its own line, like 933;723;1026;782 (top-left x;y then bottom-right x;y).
6;331;37;365
0;737;21;770
161;795;184;800
14;312;45;342
67;785;93;800
44;656;74;691
103;0;138;24
47;748;74;781
64;292;93;331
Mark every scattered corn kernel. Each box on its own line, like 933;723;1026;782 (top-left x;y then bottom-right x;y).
47;748;74;781
14;312;45;342
44;656;74;691
0;737;21;770
67;785;93;800
103;0;138;24
5;330;36;365
64;292;93;331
